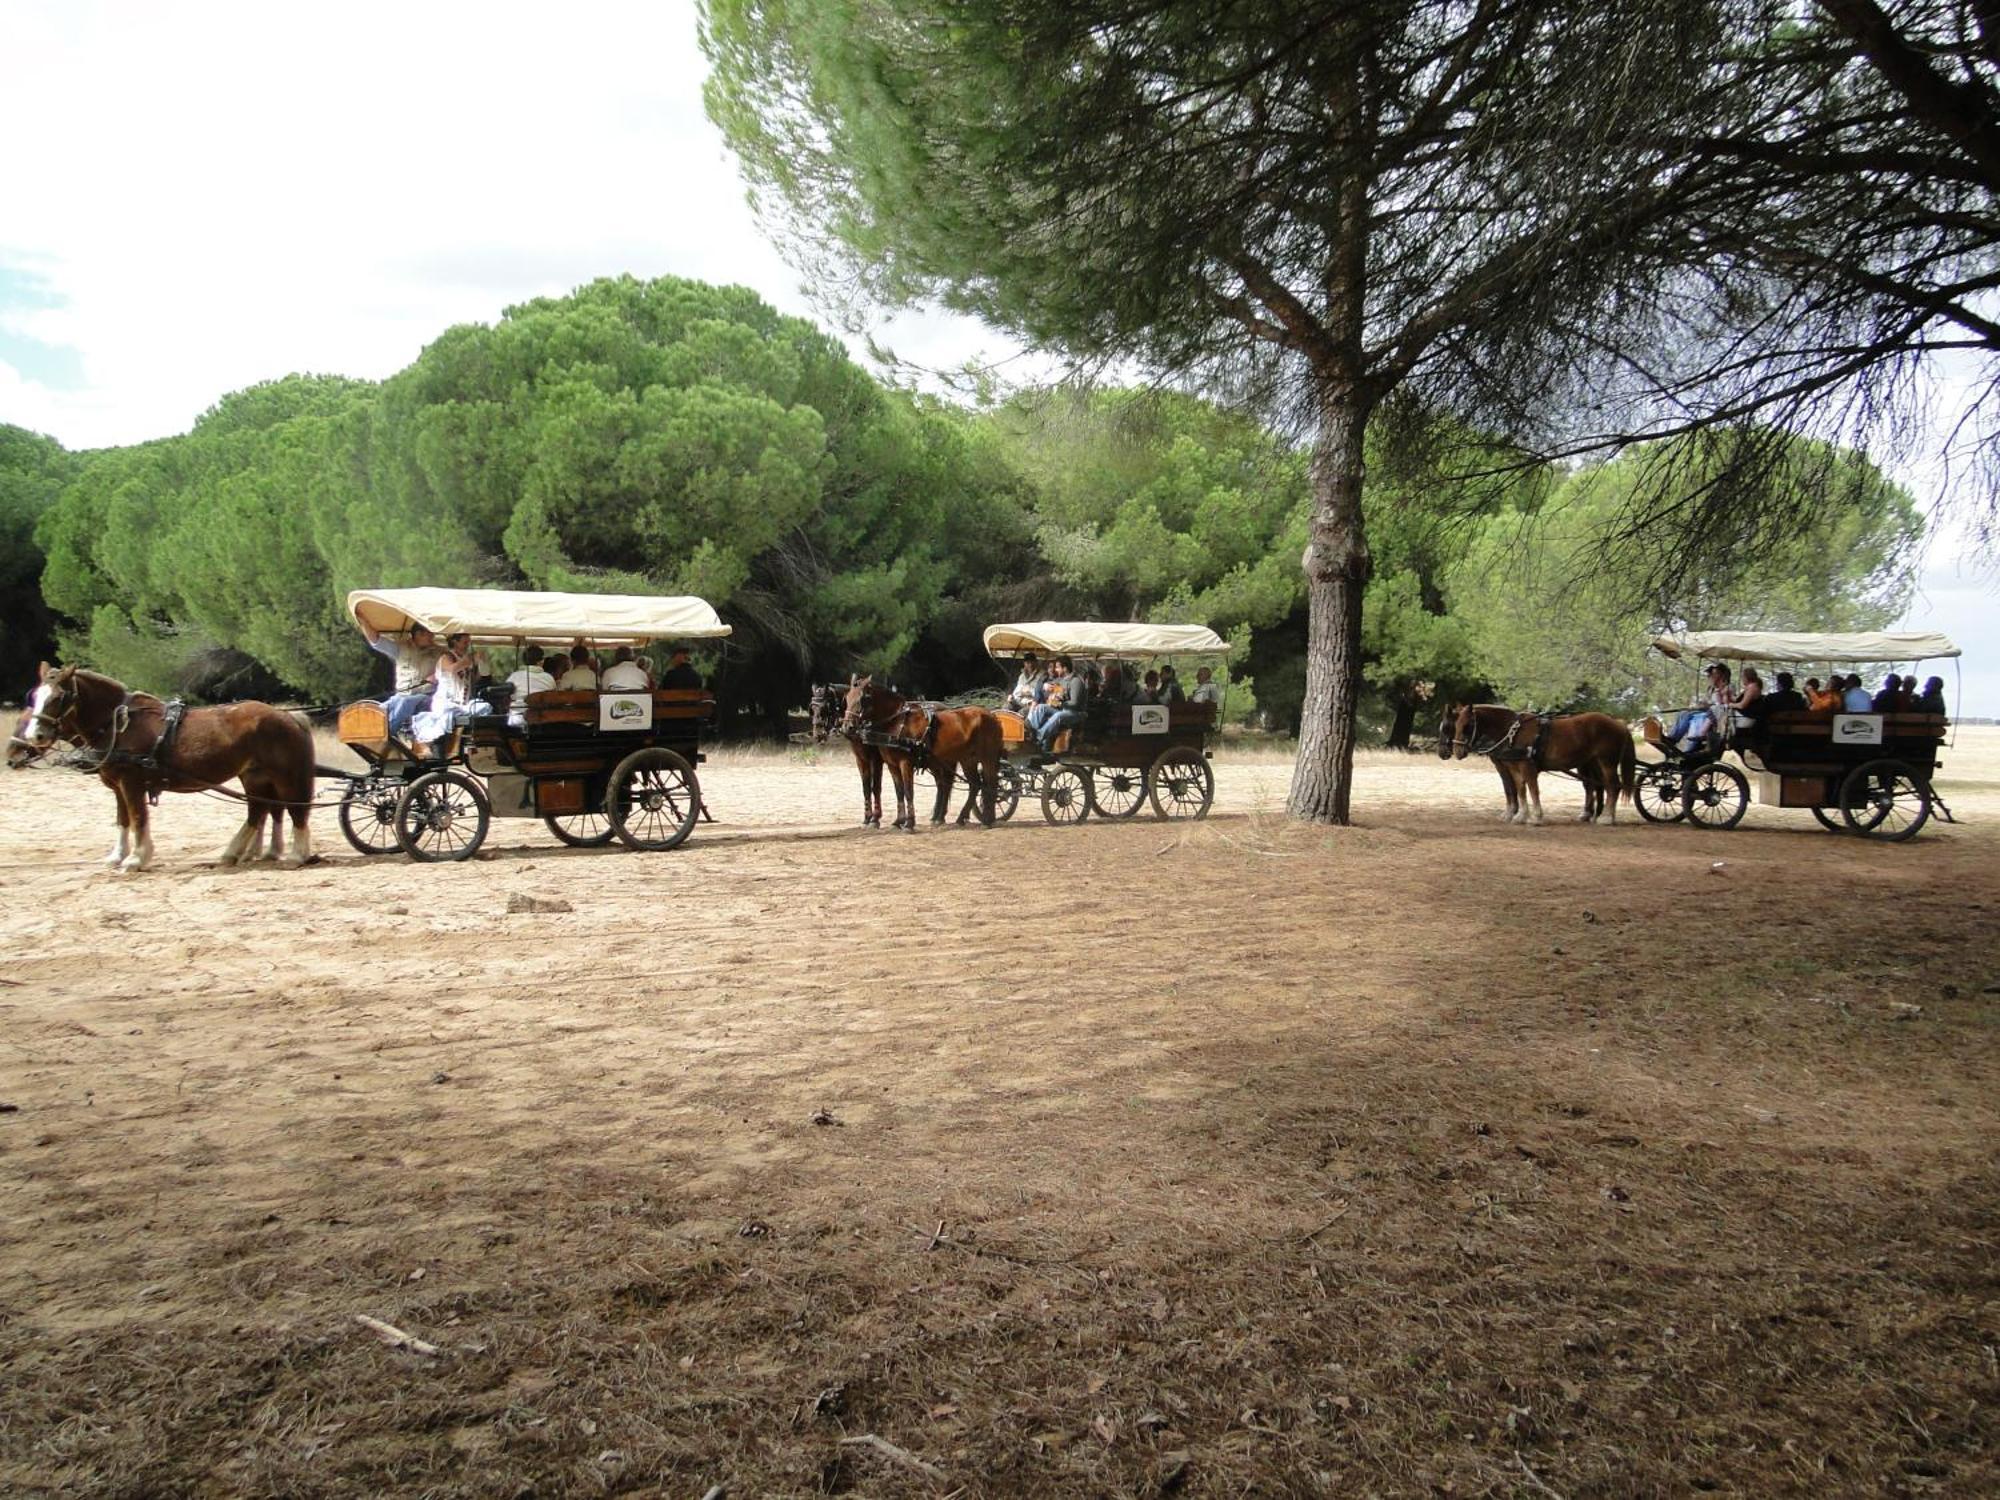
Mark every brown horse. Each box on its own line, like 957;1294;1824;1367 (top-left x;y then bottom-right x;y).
841;676;1004;830
8;663;317;871
810;681;884;826
1439;703;1636;825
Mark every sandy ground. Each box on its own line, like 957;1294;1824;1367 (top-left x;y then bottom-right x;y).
1;731;1996;1496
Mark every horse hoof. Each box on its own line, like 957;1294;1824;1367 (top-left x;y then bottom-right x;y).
118;857;147;874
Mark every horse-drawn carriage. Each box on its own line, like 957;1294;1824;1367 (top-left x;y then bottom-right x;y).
335;588;729;861
982;621;1230;823
1633;629;1959;840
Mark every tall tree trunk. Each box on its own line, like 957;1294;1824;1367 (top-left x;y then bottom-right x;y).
1287;392;1372;823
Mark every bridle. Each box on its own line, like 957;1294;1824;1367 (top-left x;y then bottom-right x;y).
9;672;129;767
1441;705;1531;760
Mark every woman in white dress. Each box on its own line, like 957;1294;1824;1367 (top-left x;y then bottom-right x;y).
410;633;490;748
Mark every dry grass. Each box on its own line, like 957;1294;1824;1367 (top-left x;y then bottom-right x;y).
1;744;1997;1497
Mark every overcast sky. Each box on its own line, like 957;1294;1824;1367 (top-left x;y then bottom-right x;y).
2;1;1992;708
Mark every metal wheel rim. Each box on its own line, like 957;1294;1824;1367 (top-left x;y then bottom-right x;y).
1147;750;1213;820
993;765;1022;823
1089;767;1146;819
544;810;615;847
1682;766;1747;830
1809;805;1846;834
1040;767;1090;825
395;771;489;862
1633;767;1687;824
339;777;403;854
1840;761;1930;842
608;749;701;851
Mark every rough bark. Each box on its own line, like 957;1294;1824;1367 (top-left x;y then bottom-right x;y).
1286;392;1372;824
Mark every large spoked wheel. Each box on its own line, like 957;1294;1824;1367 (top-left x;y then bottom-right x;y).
394;769;491;862
993;763;1023;823
1632;763;1687;824
1040;765;1092;825
1088;766;1147;819
338;774;404;855
607;747;702;852
543;809;615;847
1147;747;1214;820
1681;763;1749;830
1809;805;1846;834
1839;758;1931;842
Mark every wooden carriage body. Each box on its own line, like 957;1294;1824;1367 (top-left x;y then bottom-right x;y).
1639;629;1959;840
334;587;730;859
982;620;1232;823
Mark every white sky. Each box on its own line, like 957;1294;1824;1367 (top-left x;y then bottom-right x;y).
1;0;1992;709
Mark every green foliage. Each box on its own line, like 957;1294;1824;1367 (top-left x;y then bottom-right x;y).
1453;438;1922;711
0;424;75;691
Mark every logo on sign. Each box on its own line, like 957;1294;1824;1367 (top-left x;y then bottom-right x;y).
1132;704;1168;734
599;694;654;731
1833;714;1882;745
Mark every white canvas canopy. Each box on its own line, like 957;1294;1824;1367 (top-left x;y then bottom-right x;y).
1652;630;1959;664
348;587;732;646
983;621;1232;659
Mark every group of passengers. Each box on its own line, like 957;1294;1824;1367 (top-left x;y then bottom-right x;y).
361;620;700;752
1662;662;1947;754
1006;652;1222;752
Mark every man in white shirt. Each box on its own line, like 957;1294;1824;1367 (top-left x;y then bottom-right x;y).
505;646;557;726
557;655;599;690
362;621;443;736
600;646;650;690
1190;665;1222;704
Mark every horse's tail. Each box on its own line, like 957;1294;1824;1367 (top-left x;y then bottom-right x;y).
1618;728;1637;802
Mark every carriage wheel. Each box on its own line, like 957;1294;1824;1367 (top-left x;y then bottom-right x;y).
1632;764;1687;824
394;769;491;862
607;747;701;851
1809;806;1846;834
1088;766;1147;819
543;810;615;848
1147;747;1214;820
338;774;404;855
1681;763;1748;830
1040;766;1091;825
1839;758;1931;842
993;763;1023;823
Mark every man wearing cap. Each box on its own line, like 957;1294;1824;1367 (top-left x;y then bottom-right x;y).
362;619;443;737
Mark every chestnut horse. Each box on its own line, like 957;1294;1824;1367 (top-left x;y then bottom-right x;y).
840;676;1004;831
1439;703;1635;825
8;663;317;871
809;681;884;826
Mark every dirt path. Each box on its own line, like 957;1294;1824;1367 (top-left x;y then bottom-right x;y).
2;737;1996;1496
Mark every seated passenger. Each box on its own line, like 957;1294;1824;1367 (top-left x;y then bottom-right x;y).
410;632;492;750
1008;654;1045;714
1101;661;1135;706
1916;675;1947;715
1761;671;1805;716
1134;669;1162;705
1190;665;1222;705
362;620;443;737
1157;663;1186;705
1841;673;1873;712
658;647;702;690
1664;664;1734;750
1803;677;1841;712
600;646;650;690
1870;673;1904;712
505;646;556;727
557;653;599;690
1028;657;1086;749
